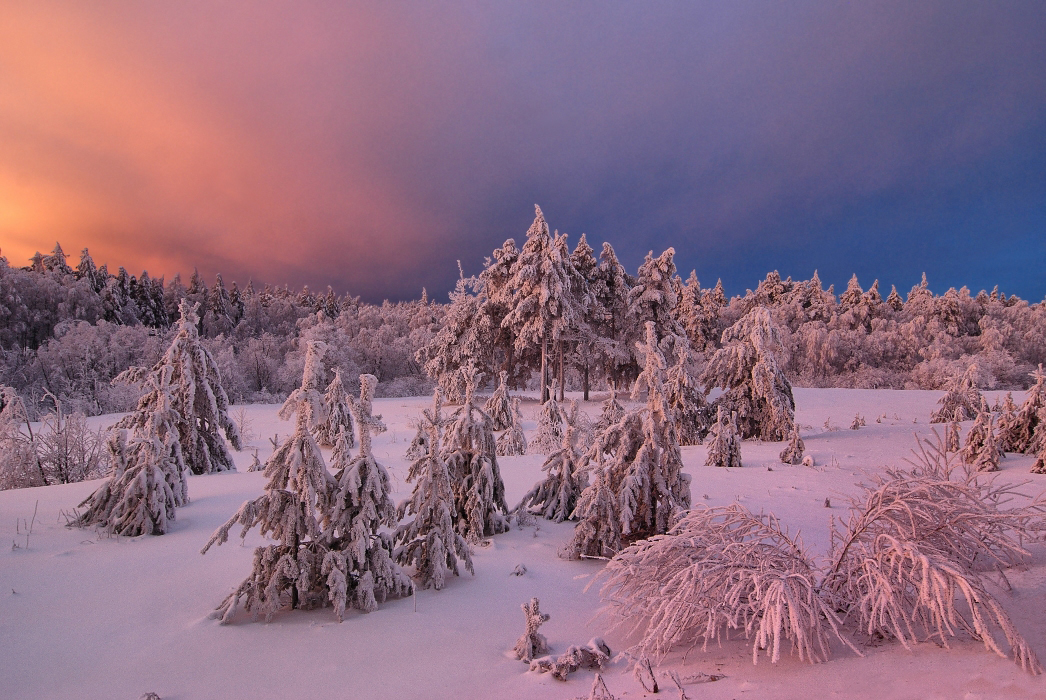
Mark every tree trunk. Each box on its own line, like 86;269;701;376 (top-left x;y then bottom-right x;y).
583;359;589;402
557;340;565;401
540;335;548;403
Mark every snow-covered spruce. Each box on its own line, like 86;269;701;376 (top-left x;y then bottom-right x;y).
995;392;1018;452
405;389;444;463
930;363;984;423
513;597;551;663
529;380;565;454
701;306;795;441
515;424;586;523
394;391;474;590
946;420;961;453
76;417;185;537
440;368;509;539
779;423;804;465
495;397;527;457
567;322;690;557
850;414;865;430
961;401;998;469
664;342;709;446
114;300;240;475
483;370;513;431
1002;364;1046;454
594;388;625;434
564;398;595;455
705;405;742;468
0;386;39;489
200;348;335;621
326;373;412;614
314;367;354;449
972;413;1002;472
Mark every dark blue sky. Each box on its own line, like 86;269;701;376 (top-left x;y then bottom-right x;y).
3;2;1044;301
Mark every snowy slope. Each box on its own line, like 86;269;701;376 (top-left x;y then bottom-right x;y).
2;389;1044;700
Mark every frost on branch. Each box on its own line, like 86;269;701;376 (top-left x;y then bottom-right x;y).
513;597;551;663
779;423;804;465
701;306;794;441
598;504;855;664
495;397;527;457
395;390;474;590
705;405;741;468
530;380;565;454
930;363;984;423
314;368;354;449
115;300;240;475
484;371;513;431
515;423;586;523
441;367;509;539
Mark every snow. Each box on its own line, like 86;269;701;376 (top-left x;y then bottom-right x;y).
2;388;1045;699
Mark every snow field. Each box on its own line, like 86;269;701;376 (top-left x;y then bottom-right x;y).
2;388;1045;699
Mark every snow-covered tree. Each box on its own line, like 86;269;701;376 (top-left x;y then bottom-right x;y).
995;393;1018;452
516;424;586;523
565;460;622;559
972;414;1002;472
325;373;412;615
1002;365;1046;454
664;342;709;446
395;391;474;590
495;397;527;457
483;371;513;431
594;388;625;434
930;363;983;423
440;368;509;539
0;386;40;489
701;306;795;441
779;424;805;465
76;395;186;537
946;420;961;453
115;300;240;475
705;405;742;468
530;381;565;454
314;368;354;449
500;206;585;403
513;597;551;663
201;343;335;621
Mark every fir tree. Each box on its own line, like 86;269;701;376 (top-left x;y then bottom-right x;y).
516;424;586;523
996;393;1018;452
201;341;335;621
326;374;413;612
441;368;510;539
1003;365;1046;454
495;397;527;457
664;342;709;446
701;306;795;441
114;300;240;475
594;388;625;434
314;368;354;449
972;413;1002;472
530;380;565;454
394;392;474;590
779;424;805;465
706;405;742;468
930;364;983;423
565;461;622;559
483;370;513;431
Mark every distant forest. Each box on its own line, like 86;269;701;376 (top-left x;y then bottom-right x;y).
2;223;1044;418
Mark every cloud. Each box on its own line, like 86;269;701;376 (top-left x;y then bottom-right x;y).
1;2;1044;301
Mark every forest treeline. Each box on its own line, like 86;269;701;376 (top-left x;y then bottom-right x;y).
2;210;1044;416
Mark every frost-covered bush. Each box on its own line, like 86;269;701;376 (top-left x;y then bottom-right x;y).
513;597;551;663
779;424;804;465
598;434;1044;673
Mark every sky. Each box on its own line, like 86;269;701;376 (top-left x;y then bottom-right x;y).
1;2;1044;303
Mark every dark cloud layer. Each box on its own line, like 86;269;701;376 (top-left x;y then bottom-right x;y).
2;2;1044;301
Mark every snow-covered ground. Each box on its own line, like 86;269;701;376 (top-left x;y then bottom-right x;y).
2;388;1044;700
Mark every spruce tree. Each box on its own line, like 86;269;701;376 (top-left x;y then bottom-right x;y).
779;424;805;465
664;342;709;446
530;380;565;454
441;368;509;539
315;368;354;449
483;370;513;431
394;391;474;590
706;405;742;468
1003;365;1046;454
115;300;240;475
930;364;983;423
495;397;527;457
516;424;585;523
